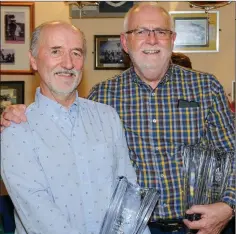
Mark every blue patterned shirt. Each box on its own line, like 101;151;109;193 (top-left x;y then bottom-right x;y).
88;64;235;221
1;88;140;234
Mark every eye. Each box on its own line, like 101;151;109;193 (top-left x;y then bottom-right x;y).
71;50;82;57
157;30;166;35
51;49;61;57
136;29;146;35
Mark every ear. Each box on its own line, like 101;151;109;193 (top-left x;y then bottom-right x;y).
120;33;129;54
172;32;177;44
28;51;38;71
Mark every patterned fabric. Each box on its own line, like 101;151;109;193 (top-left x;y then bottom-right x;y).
1;88;139;234
88;64;235;221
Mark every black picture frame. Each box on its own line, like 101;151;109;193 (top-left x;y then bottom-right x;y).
94;35;129;70
0;81;25;114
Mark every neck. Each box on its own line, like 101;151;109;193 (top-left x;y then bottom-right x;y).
134;65;169;89
40;86;77;109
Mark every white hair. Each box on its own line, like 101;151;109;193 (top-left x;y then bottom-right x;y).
123;2;174;32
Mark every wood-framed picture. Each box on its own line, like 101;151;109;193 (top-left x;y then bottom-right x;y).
169;11;219;53
0;81;25;114
0;2;35;74
94;35;129;70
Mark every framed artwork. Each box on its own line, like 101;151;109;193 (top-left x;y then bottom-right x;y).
69;1;133;18
169;11;219;53
0;81;25;115
0;2;35;74
94;35;129;70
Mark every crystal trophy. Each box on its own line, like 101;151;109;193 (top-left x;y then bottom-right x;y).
181;145;233;234
99;176;159;234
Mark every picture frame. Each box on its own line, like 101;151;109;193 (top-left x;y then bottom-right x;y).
69;1;133;18
0;81;25;115
169;11;219;53
94;35;129;70
0;2;35;74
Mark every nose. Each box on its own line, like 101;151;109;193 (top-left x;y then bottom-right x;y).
146;31;158;45
61;53;74;70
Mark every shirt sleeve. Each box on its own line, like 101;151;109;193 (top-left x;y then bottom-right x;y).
87;84;99;102
206;80;235;205
1;123;81;234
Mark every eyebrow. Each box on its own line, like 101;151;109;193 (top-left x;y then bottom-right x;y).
50;46;84;54
138;27;170;30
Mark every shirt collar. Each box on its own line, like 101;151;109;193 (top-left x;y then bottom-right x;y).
35;87;79;117
130;63;174;87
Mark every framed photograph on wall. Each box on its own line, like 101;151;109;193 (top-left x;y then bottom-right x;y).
0;2;35;74
94;35;129;70
69;1;133;18
169;11;219;53
0;81;25;115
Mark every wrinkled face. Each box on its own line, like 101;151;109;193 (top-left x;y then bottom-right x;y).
30;24;85;97
121;6;176;83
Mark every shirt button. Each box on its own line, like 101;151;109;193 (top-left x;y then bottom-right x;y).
155;147;159;151
161;174;164;178
163;203;167;207
152;119;157;123
151;92;155;96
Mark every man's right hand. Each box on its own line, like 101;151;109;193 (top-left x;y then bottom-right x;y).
1;104;27;132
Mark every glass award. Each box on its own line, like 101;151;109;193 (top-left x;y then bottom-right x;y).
99;176;159;234
181;145;233;234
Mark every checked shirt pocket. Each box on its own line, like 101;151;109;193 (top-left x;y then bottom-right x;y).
171;107;205;144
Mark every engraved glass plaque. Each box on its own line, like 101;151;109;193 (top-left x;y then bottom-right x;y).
181;145;233;233
99;177;159;234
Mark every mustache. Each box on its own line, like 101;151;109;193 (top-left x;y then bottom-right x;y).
54;69;80;76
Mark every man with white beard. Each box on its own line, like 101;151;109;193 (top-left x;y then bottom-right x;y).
88;3;235;234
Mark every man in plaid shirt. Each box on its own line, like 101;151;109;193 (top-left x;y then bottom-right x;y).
89;3;235;234
1;2;235;234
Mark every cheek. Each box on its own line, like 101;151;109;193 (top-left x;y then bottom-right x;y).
128;40;143;52
73;58;84;70
160;40;173;50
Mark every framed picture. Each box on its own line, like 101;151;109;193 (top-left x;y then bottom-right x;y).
94;35;129;70
69;1;133;18
169;11;219;53
0;81;25;115
0;2;35;74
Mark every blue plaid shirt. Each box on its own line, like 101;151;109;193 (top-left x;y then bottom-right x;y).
88;64;235;221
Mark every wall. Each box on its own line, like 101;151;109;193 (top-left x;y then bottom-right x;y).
2;2;235;104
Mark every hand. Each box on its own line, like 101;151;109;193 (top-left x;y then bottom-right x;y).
183;202;233;234
1;104;27;132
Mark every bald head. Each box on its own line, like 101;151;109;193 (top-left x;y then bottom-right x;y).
30;21;87;58
123;2;174;32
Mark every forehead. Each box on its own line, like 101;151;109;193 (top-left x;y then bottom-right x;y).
128;6;171;29
39;24;84;49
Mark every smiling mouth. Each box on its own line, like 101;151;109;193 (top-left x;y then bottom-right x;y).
143;49;160;54
54;72;75;77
